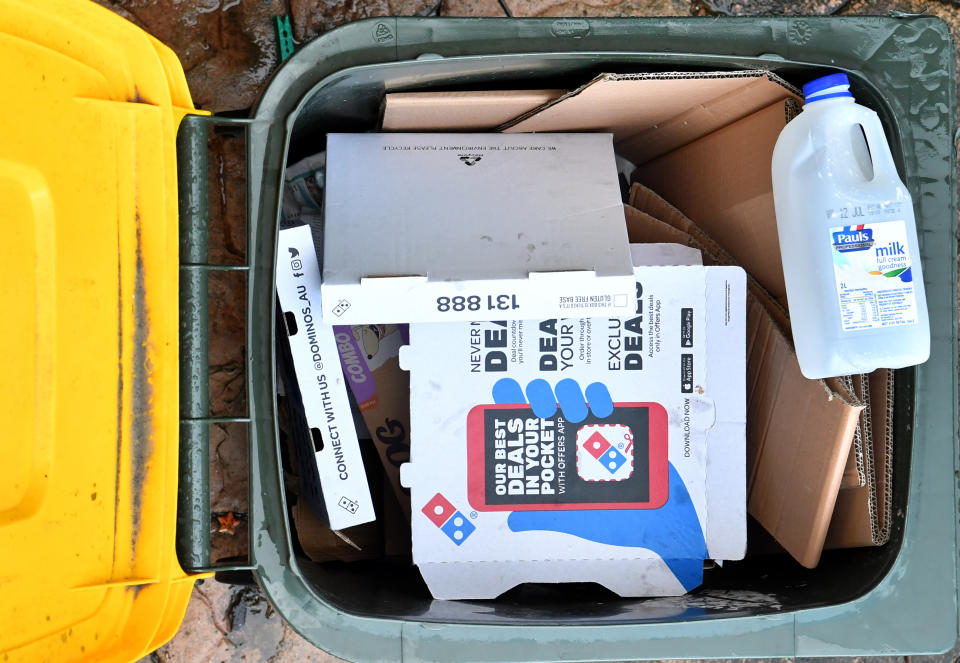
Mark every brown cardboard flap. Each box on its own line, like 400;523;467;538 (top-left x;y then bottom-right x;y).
629;184;732;266
826;369;894;548
635;100;793;305
623;205;714;258
625;199;863;568
504;71;798;164
292;500;383;562
628;183;791;333
745;302;862;567
872;369;894;541
381;89;564;131
826;375;875;546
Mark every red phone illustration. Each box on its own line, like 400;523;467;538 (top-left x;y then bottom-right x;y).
466;402;668;512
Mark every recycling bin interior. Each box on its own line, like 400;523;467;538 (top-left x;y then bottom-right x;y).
227;16;957;659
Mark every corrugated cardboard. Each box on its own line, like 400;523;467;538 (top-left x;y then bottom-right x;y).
826;369;895;548
624;206;708;255
841;430;868;488
635;99;799;307
840;375;868;489
381;90;564;131
628;184;791;332
873;370;894;541
624;199;863;568
503;71;798;165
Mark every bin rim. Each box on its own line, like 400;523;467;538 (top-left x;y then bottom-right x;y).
241;15;959;662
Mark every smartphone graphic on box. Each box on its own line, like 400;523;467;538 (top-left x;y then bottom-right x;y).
466;402;669;512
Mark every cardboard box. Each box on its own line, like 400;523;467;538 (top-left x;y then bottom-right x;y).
634;98;800;308
623;195;864;567
333;323;412;520
277;225;376;530
503;71;798;165
381;90;564;131
321;133;635;324
399;252;746;599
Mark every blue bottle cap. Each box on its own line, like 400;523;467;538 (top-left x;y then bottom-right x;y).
803;72;852;103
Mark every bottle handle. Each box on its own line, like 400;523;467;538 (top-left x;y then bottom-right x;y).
859;112;899;179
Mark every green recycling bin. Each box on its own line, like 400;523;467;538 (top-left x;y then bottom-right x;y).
176;16;960;662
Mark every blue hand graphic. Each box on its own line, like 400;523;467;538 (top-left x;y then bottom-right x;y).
493;378;707;591
492;377;613;422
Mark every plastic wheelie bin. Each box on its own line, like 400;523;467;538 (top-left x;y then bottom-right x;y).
0;1;957;661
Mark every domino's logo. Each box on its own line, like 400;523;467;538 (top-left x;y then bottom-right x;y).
832;226;874;253
338;496;359;514
422;493;475;546
576;425;634;482
585;431;628;472
332;299;351;317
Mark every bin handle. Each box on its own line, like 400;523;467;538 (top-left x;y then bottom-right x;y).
177;115;256;574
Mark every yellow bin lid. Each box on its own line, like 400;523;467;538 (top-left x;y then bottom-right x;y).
0;0;206;660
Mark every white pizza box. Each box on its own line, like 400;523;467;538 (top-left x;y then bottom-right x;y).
399;245;746;599
321;133;635;324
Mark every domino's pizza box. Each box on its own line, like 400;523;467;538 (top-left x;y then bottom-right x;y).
398;248;746;599
321;133;635;325
276;224;376;530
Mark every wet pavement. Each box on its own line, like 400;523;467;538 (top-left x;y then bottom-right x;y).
97;0;960;660
140;579;335;663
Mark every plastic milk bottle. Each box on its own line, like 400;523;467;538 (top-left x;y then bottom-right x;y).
771;73;929;379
